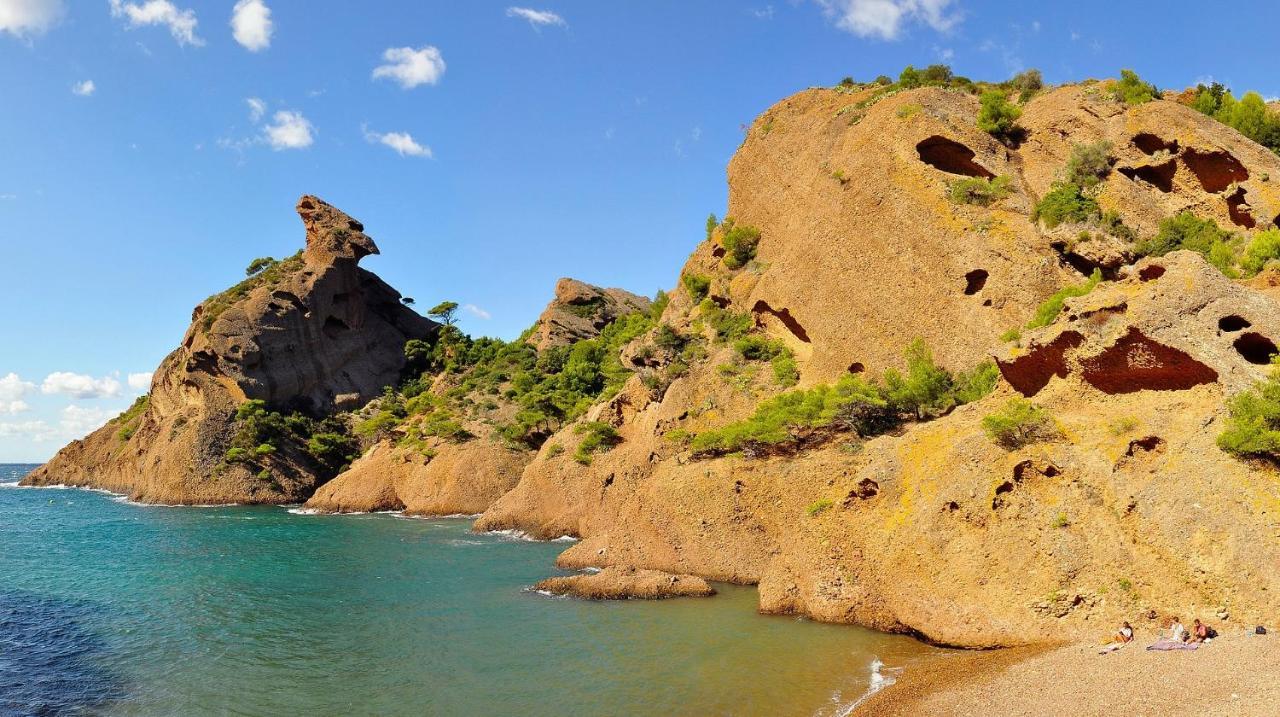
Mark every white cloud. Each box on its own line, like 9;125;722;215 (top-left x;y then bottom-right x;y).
127;372;152;390
463;304;491;320
0;0;64;37
0;193;15;200
372;46;445;89
71;79;95;96
750;6;775;19
263;110;314;150
246;96;266;122
59;405;114;437
506;7;566;28
0;373;36;402
40;372;122;399
362;126;432;158
818;0;959;40
230;0;272;52
0;400;29;415
0;420;55;441
109;0;203;47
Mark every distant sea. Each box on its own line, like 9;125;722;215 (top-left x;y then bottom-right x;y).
0;464;942;716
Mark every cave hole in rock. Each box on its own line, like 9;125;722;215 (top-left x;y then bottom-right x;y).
322;316;351;340
1219;315;1251;332
983;299;993;307
1226;187;1257;228
1275;213;1280;230
964;269;989;295
298;198;315;211
997;331;1086;397
992;481;1014;510
1234;332;1279;365
1118;161;1176;193
852;478;879;500
1182;148;1249;193
1132;133;1179;155
915;136;994;178
712;246;726;259
708;295;731;309
1013;460;1060;482
848;362;865;374
751;300;811;343
1138;264;1166;281
347;219;364;231
1080;327;1219;393
943;501;960;513
1125;436;1165;457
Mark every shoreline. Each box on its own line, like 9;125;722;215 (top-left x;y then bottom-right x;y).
859;632;1280;716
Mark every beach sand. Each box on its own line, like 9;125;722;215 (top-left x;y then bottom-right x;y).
860;632;1280;716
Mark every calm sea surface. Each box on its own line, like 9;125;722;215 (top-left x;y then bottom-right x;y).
0;464;943;716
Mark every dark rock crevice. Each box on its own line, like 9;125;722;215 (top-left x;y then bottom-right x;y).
915;136;994;178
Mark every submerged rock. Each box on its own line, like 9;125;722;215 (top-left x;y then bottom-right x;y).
533;566;715;600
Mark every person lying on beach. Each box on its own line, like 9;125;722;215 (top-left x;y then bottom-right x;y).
1147;617;1200;651
1099;621;1134;654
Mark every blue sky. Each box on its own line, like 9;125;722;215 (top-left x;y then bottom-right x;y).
2;0;1279;462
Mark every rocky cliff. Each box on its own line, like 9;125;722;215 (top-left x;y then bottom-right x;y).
525;278;651;351
475;81;1280;647
22;196;436;503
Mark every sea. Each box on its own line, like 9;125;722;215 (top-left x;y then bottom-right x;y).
0;463;944;716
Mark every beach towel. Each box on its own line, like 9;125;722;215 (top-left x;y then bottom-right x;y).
1146;639;1199;651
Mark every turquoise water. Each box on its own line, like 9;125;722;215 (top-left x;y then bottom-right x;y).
0;464;942;716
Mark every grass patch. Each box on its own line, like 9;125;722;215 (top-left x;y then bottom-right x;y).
1026;269;1102;329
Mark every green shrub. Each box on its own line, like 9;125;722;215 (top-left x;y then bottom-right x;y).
977;90;1022;138
245;256;275;276
574;421;620;464
654;324;685;351
649;290;670;320
705;214;718;242
545;443;565;458
806;499;834;517
953;361;1001;404
1242;229;1280;276
883;339;960;420
1218;360;1280;460
1135;212;1237;276
225;447;249;462
1113;69;1158;105
949;175;1012;206
699;302;753;343
1064;141;1113;188
999;328;1021;343
113;394;150;442
721;220;762;269
682;273;711;302
771;353;800;387
1033;183;1100;228
1027;269;1102;329
1053;512;1070;528
1007;68;1043;102
734;336;786;361
1107;416;1139;435
1100;211;1137;242
254;443;276;456
981;398;1058;449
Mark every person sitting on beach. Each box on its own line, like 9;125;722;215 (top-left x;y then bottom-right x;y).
1168;617;1186;642
1099;621;1134;654
1190;619;1214;643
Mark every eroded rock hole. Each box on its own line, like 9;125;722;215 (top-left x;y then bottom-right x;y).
992;481;1014;510
1219;315;1251;332
1080;327;1219;393
1125;436;1165;457
964;269;989;295
752;300;811;343
848;362;865;374
996;331;1086;397
851;478;879;500
1118;160;1176;193
915;136;994;178
1226;188;1257;228
1132;133;1178;155
943;501;959;513
1234;332;1279;365
1182;148;1249;193
323;316;351;340
1138;265;1165;281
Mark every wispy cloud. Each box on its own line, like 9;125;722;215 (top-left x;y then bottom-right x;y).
230;0;272;52
0;0;65;38
463;304;491;320
0;373;35;415
71;79;95;96
372;46;446;89
109;0;203;47
817;0;960;40
59;405;114;437
41;372;121;400
246;96;266;122
263;110;314;150
506;7;566;29
749;5;775;19
362;125;432;158
127;372;153;391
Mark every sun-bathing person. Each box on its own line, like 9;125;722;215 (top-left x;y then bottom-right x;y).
1169;617;1186;642
1099;621;1134;654
1190;619;1215;643
1147;616;1200;651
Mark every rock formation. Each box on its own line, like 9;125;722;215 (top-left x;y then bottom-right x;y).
477;82;1280;645
525;278;651;351
22;196;435;504
533;567;715;600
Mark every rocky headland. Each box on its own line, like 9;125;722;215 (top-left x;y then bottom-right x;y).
25;73;1280;658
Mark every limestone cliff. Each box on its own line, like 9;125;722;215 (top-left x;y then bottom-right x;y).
525;278;651;351
23;196;435;504
475;82;1280;647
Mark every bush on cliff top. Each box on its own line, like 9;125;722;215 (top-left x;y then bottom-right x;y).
720;219;762;270
977;90;1022;139
1113;69;1158;106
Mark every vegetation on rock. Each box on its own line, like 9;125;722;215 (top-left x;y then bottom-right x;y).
113;394;150;442
1218;359;1280;460
977;90;1022;139
1112;69;1158;106
982;398;1059;449
199;251;304;331
719;219;762;270
949;175;1013;206
1026;269;1103;329
1188;82;1280;155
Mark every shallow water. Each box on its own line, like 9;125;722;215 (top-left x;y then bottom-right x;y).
0;464;942;716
